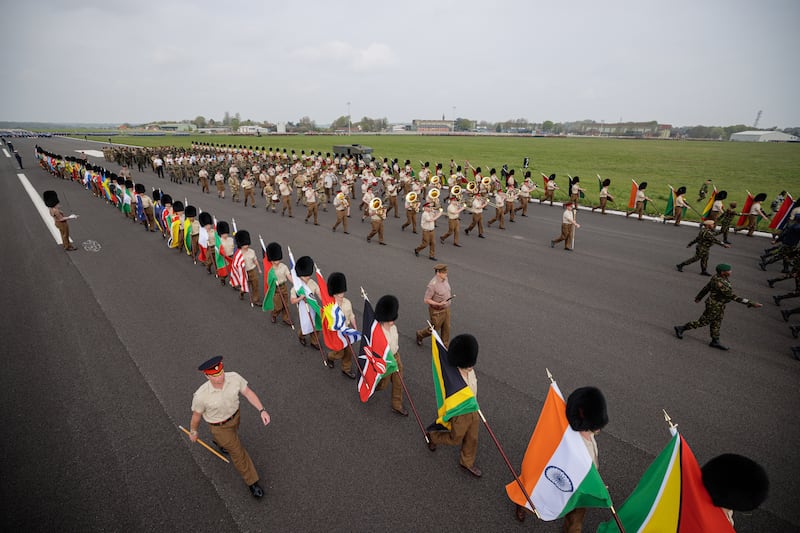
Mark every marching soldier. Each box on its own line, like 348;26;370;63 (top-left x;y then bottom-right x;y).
425;334;480;477
402;191;420;233
214;169;226;198
134;184;157;232
541;174;558;205
235;230;262;307
717;200;738;244
569;176;585;205
626;181;652;220
591;178;614;215
290;255;321;350
185;205;201;263
674;263;762;350
373;295;408;416
324;272;358;378
228;169;241;203
676;220;729;275
464;193;487;238
303;182;319;225
440;195;465;247
505;183;518;223
43;190;78;251
332;191;350;234
199;212;216;275
242;172;256;208
366;198;387;245
216;221;235;286
266;242;293;325
415;202;443;260
550;202;580;251
663;186;691;225
734;192;769;236
415;263;452;347
279;177;293;217
198;166;210;194
386;178;400;217
188;356;270;499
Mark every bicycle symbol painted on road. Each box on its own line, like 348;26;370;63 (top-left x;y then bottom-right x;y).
82;240;102;252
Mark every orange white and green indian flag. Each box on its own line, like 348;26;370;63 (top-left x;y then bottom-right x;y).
597;429;734;533
505;382;611;521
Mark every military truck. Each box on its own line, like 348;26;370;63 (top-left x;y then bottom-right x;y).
332;144;373;163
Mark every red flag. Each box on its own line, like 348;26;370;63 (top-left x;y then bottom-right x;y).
770;195;795;229
316;271;346;351
736;192;754;227
356;301;390;402
627;179;639;209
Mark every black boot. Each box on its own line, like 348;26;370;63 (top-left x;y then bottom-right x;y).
674;325;686;339
709;338;729;350
767;278;777;288
774;295;783;306
675;264;683;272
791;325;800;339
791;346;800;361
782;309;792;322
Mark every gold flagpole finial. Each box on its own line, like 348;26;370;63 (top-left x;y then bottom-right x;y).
546;368;555;383
663;409;677;430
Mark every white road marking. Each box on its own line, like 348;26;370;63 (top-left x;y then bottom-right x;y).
2;148;9;158
76;149;104;158
17;173;71;245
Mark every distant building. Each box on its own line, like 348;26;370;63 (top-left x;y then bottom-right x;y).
413;119;454;133
237;125;271;134
730;130;798;142
146;123;196;132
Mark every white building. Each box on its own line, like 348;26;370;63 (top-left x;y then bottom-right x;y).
730;130;798;142
237;125;271;134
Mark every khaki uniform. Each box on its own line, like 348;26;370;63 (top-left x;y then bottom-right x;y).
415;275;452;346
191;372;259;486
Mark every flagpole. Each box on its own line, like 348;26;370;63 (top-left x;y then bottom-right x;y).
475;409;540;520
178;426;230;464
396;369;431;446
304;303;327;367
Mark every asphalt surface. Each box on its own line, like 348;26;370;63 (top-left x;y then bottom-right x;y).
1;136;798;533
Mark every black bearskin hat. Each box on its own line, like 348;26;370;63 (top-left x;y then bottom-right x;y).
676;186;687;195
266;242;282;261
134;183;145;194
153;189;161;201
184;205;197;218
172;200;184;213
124;179;134;189
602;178;611;187
639;182;648;190
43;190;59;208
161;194;172;205
295;255;314;277
198;212;213;227
716;190;728;200
754;193;767;202
374;294;399;322
549;173;556;180
327;272;347;296
702;454;769;511
447;334;478;369
216;220;230;234
566;386;608;432
234;229;251;247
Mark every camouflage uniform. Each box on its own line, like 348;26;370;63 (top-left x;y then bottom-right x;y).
716;207;737;244
676;226;725;274
679;273;757;344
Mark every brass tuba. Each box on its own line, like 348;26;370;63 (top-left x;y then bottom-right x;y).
405;191;418;204
466;181;477;193
481;176;491;187
429;175;440;186
370;197;383;210
450;185;462;198
427;187;440;201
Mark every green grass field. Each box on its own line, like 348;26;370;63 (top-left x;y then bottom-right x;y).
85;134;800;220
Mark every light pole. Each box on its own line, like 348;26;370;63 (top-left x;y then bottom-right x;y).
347;101;351;136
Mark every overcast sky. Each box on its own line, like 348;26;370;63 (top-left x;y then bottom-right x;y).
1;0;797;127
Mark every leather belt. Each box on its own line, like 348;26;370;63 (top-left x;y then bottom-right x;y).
209;409;239;426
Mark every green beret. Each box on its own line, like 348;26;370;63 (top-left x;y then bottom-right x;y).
716;263;732;273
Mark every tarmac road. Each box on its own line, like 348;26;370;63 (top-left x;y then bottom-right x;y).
1;136;797;532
